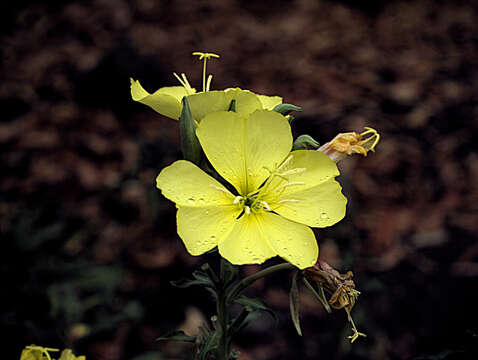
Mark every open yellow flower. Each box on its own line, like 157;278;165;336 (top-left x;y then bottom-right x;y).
130;52;282;122
131;80;282;122
156;110;347;269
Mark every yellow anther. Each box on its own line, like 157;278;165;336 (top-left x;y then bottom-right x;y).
173;72;194;95
260;201;271;211
233;196;243;204
192;51;220;92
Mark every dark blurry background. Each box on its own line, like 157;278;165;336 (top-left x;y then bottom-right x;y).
1;0;478;359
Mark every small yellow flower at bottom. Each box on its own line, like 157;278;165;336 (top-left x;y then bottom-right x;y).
20;345;85;360
156;110;347;269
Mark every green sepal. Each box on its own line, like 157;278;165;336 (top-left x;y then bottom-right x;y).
289;270;302;336
272;103;302;116
302;277;331;313
228;99;237;112
292;134;320;150
180;96;203;165
156;330;197;343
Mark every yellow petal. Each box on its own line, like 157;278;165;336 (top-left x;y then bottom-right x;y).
260;212;318;269
257;94;283;110
273;178;347;228
281;150;341;192
177;205;240;255
187;90;230;122
218;213;277;265
130;79;195;120
196;110;292;194
156;160;235;207
224;88;264;115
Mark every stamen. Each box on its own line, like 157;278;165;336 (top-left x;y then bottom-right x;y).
173;72;194;95
233;195;243;204
277;154;294;171
210;184;231;194
274;181;305;192
245;206;251;215
279;167;306;177
192;51;220;92
276;199;300;204
260;201;271;211
206;74;213;92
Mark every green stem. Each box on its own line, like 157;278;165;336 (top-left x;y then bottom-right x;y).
216;289;229;360
215;262;295;359
227;263;295;303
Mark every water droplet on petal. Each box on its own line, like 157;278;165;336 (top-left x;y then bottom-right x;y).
320;212;328;219
205;210;209;215
187;198;195;204
198;198;205;205
210;235;217;242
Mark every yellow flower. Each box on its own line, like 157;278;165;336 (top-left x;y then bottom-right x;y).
130;51;282;122
156;110;347;269
20;346;85;360
130;80;282;122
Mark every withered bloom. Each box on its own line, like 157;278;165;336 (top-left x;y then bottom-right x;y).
305;260;366;343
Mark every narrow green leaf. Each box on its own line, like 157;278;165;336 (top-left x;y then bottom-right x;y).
220;258;239;288
302;277;331;313
289;270;302;336
199;330;220;360
180;96;202;165
156;330;196;343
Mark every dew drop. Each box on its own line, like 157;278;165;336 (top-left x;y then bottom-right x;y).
210;235;217;242
198;198;205;205
320;212;328;219
205;210;210;215
187;198;195;204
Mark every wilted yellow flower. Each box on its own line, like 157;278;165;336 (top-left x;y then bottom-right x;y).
318;127;380;163
156;110;347;269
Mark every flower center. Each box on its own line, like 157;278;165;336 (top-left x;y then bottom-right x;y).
232;155;306;216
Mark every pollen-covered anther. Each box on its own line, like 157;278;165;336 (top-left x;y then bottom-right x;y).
233;195;243;205
260;201;271;211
